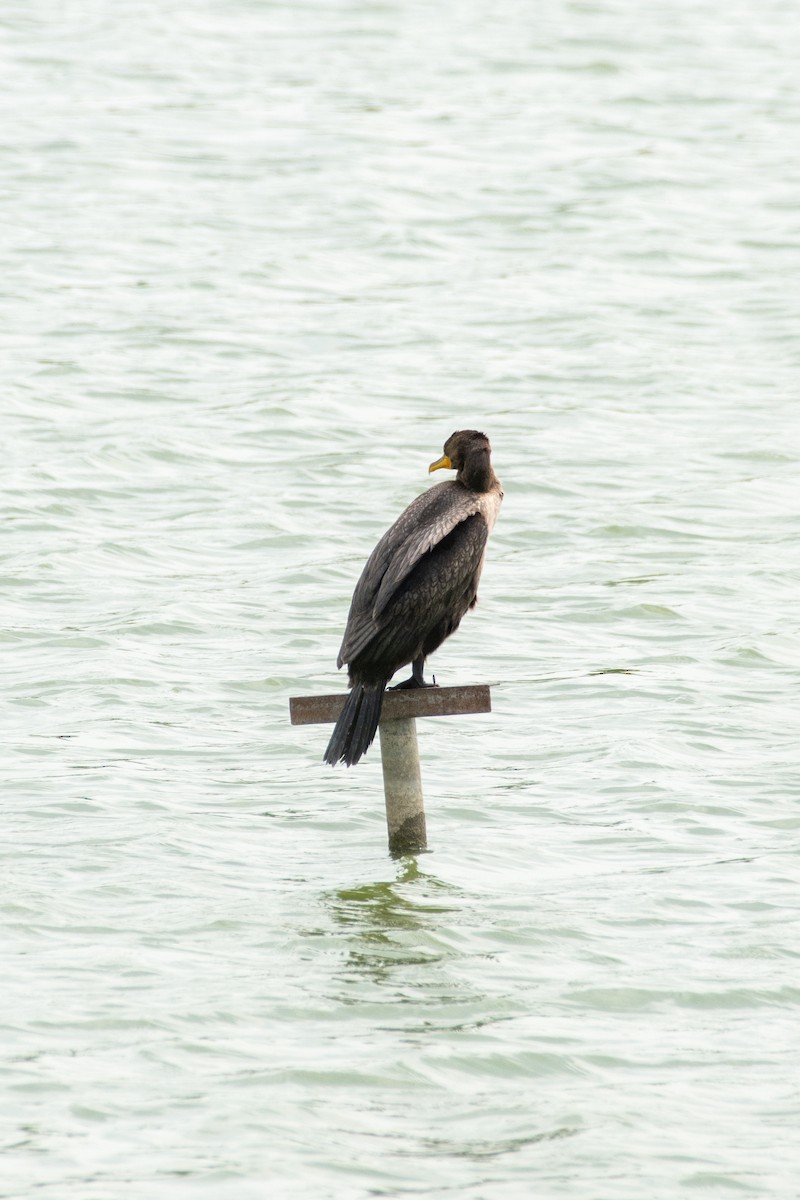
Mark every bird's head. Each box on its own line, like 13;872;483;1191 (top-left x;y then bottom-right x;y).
428;430;490;474
429;430;495;493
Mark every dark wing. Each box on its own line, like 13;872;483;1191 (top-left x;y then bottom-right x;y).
337;482;484;668
351;513;490;672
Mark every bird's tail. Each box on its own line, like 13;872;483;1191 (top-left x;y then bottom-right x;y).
323;684;385;767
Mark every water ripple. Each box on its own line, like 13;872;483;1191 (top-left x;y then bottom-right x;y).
4;0;800;1197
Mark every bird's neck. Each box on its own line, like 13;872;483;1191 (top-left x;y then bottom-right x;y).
458;447;497;494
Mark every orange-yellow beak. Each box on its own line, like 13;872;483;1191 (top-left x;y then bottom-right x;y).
428;454;453;474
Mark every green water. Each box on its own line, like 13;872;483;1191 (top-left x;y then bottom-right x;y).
4;1;800;1196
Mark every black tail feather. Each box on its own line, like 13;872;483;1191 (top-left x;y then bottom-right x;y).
323;684;385;766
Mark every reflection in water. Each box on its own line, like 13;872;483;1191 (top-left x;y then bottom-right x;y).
315;861;525;1044
324;858;464;987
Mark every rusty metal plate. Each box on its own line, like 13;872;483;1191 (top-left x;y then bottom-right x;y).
289;684;492;726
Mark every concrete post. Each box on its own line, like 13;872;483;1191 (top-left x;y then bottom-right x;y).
289;685;492;856
378;717;427;855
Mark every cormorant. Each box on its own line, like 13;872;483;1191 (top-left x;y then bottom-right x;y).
324;430;502;766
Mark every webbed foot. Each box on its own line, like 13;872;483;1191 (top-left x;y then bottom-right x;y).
390;658;437;690
390;675;437;690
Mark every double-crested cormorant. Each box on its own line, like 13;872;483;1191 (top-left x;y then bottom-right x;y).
324;430;502;767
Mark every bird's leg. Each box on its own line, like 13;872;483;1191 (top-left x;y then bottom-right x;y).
412;657;437;688
390;657;438;690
